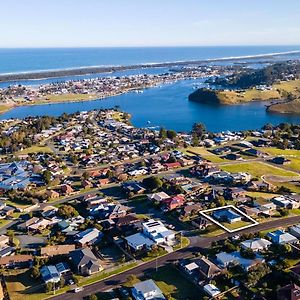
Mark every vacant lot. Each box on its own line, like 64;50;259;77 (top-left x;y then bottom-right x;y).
260;147;300;157
17;145;53;155
221;162;298;178
185;147;225;163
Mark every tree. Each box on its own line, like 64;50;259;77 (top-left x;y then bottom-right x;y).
59;277;65;288
166;130;177;140
31;266;40;279
43;170;52;184
159;127;167;139
279;208;289;217
46;282;54;293
57;205;79;219
88;295;98;300
191;134;199;146
240;248;256;259
142;176;163;191
192;123;206;139
82;171;90;180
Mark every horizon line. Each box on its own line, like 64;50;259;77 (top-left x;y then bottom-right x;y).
1;44;300;49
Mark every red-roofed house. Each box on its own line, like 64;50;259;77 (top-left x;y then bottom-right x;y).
164;162;181;170
162;195;186;211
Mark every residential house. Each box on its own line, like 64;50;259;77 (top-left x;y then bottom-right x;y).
0;235;9;248
142;219;176;245
238;205;260;217
0;254;33;268
17;217;39;231
132;279;165;300
61;184;74;195
272;196;300;209
147;192;170;203
41;205;58;218
212;209;242;224
46;190;60;199
181;203;202;219
203;284;221;298
190;257;221;279
216;251;264;270
270;157;291;165
40;265;61;284
125;232;154;251
70;248;103;275
123;182;146;195
290;225;300;239
40;263;70;284
75;227;103;246
114;214;140;229
267;230;298;244
162;195;185;211
240;238;272;252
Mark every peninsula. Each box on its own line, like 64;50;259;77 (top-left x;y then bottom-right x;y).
0;66;222;114
189;60;300;114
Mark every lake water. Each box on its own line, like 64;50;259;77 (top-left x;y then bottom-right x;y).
2;78;300;132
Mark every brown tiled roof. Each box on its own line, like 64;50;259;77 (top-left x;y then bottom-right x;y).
0;255;33;265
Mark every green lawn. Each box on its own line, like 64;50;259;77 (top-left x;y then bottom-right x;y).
16;145;53;155
245;191;280;200
149;265;204;300
198;224;225;237
0;219;11;228
221;162;298;178
271;181;300;194
78;262;137;286
184;147;226;163
223;220;254;230
260;147;300;157
173;237;190;251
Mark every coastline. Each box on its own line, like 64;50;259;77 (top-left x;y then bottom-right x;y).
1;50;299;82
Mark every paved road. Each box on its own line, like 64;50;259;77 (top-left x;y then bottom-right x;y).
50;215;300;300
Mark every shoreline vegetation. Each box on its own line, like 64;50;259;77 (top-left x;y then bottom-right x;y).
1;50;300;82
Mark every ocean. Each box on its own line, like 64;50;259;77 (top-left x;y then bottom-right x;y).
1;46;300;74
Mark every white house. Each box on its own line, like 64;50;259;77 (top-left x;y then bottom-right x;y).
240;238;272;252
147;192;170;202
142;219;175;245
132;279;165;300
203;284;221;298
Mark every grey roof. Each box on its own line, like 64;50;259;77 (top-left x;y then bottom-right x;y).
240;238;271;250
133;279;165;299
70;247;99;268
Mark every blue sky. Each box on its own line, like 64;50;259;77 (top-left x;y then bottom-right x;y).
1;0;300;47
